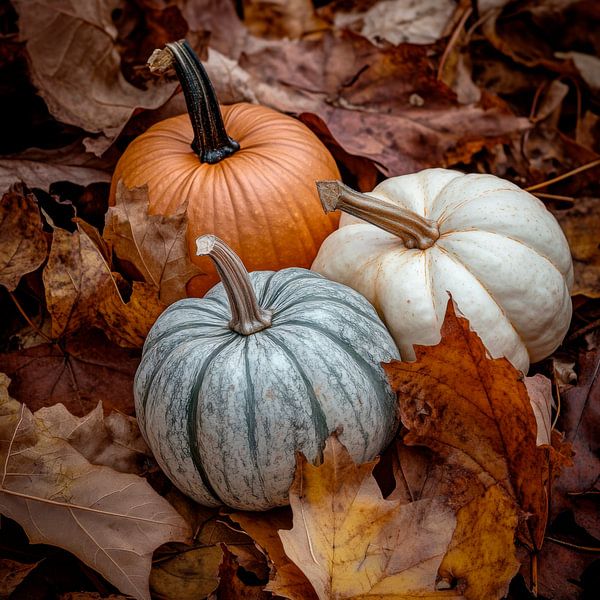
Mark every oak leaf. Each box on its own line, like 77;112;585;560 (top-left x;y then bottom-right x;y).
277;434;459;600
383;302;551;554
12;0;176;155
103;182;204;305
0;373;190;600
0;186;47;291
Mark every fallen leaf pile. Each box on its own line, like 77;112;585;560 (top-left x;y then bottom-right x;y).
0;0;598;598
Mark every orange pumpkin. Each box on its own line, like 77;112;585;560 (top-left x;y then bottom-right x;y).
109;40;340;297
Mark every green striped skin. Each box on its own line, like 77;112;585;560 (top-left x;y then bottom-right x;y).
134;268;400;510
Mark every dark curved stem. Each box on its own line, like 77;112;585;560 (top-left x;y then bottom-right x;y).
162;40;240;164
196;235;272;335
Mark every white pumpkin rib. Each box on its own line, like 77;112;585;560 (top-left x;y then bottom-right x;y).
434;244;529;364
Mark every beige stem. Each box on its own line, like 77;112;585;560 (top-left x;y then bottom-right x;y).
196;235;272;335
317;180;440;250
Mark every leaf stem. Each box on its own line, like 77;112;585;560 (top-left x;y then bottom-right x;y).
196;236;272;335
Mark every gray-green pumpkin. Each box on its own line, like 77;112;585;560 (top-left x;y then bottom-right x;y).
134;235;400;510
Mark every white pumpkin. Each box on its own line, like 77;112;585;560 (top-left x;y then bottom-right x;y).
135;236;400;510
312;169;573;373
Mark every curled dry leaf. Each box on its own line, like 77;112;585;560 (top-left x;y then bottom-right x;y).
524;374;554;446
103;182;204;304
43;220;166;346
12;0;176;155
0;558;39;597
383;301;553;554
0;158;110;193
0;185;47;291
0;373;190;600
35;401;150;474
277;434;459;600
149;544;223;600
0;328;140;416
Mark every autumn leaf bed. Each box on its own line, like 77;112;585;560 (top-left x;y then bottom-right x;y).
0;1;599;599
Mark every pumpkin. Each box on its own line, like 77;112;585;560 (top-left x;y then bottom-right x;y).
312;169;573;373
109;40;340;297
134;235;400;510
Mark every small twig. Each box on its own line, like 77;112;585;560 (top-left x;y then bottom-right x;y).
526;158;600;191
551;364;562;431
546;536;600;552
530;553;538;597
532;192;575;202
567;490;600;497
437;6;473;81
9;291;53;344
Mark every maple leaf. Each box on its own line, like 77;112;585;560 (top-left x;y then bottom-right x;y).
103;182;204;305
0;185;48;292
383;301;552;555
277;434;459;600
0;373;190;600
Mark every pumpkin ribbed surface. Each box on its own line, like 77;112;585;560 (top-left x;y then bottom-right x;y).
134;269;399;510
312;169;573;373
110;103;340;296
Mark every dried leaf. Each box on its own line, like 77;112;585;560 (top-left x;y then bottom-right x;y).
0;328;140;416
0;158;110;193
387;442;520;600
0;373;190;600
277;434;459;600
35;402;150;474
331;0;456;46
383;302;550;552
243;0;324;40
553;197;600;298
149;545;223;600
12;0;176;155
0;186;47;291
0;558;39;597
525;374;554;446
217;546;269;600
103;182;204;305
43;221;166;346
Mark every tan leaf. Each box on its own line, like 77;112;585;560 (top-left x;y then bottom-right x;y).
243;0;325;40
383;301;550;552
0;186;47;291
12;0;175;155
387;442;520;600
35;402;150;474
525;374;554;446
43;220;165;346
0;158;109;192
103;182;204;305
43;225;115;338
149;545;223;600
0;373;190;600
216;546;270;600
277;434;458;600
0;558;39;597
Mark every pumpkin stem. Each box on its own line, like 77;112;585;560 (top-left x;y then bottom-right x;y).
196;235;273;335
150;40;240;164
317;180;440;250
